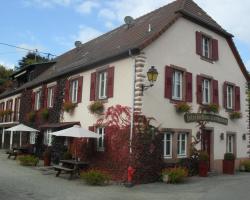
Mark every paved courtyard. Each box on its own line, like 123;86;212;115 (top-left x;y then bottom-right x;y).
0;152;250;200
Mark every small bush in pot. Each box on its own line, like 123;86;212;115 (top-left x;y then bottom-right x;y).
63;102;77;113
175;102;191;113
162;167;188;184
201;104;219;113
229;111;242;120
80;169;110;186
198;151;209;177
18;155;39;166
240;160;250;172
40;108;49;120
223;153;235;174
88;101;105;115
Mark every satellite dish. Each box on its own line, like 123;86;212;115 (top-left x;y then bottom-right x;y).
124;16;134;27
74;41;82;48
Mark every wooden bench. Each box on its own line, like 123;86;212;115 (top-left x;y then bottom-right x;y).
53;165;75;179
6;150;18;160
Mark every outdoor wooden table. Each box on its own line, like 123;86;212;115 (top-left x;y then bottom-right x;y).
53;160;89;179
13;146;29;154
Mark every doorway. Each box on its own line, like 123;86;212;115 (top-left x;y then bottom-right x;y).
201;129;212;170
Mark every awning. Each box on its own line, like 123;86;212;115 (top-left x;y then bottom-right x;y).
5;124;39;132
0;122;19;128
39;122;80;129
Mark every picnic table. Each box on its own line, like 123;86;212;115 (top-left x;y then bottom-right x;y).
53;160;89;179
6;146;30;160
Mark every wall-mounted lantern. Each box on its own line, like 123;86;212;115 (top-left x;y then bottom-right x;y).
242;133;246;141
141;66;158;95
220;133;224;140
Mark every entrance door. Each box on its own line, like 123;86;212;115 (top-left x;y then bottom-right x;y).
201;130;211;170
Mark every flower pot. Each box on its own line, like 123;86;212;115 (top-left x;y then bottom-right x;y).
198;161;208;177
223;160;235;174
162;174;169;183
44;157;51;166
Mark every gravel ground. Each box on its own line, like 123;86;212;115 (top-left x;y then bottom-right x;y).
0;151;250;200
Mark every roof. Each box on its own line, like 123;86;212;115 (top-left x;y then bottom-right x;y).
0;0;248;99
39;122;80;129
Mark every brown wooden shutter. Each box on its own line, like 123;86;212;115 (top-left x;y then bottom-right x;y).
212;79;219;105
164;66;173;99
43;87;48;108
196;31;202;55
64;79;70;102
185;72;192;102
31;92;35;110
235;86;240;111
77;76;83;103
212;39;219;61
223;82;227;109
90;72;97;101
107;67;115;98
196;75;203;104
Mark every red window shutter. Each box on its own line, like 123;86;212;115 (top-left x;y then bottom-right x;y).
185;72;192;102
107;67;115;98
44;87;48;108
212;39;219;61
31;92;35;110
77;76;83;103
196;31;202;55
90;72;97;101
196;75;202;104
212;79;219;105
235;86;241;111
88;126;95;132
223;82;227;109
64;79;70;102
164;66;173;99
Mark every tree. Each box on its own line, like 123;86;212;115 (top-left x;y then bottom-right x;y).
17;52;50;70
0;65;13;93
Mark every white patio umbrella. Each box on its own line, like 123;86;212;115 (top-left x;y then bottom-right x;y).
49;125;100;160
5;124;39;149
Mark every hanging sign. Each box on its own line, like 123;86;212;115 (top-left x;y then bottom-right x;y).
184;113;228;125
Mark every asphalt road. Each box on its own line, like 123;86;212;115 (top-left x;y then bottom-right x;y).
0;153;250;200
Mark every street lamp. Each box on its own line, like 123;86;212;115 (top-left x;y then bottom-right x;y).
141;66;158;95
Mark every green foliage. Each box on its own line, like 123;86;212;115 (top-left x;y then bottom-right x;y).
229;111;242;119
40;108;49;120
88;101;104;115
18;155;39;166
81;170;110;186
198;151;209;161
224;153;235;160
17;52;50;69
63;102;76;113
162;167;188;184
27;111;36;122
175;102;191;113
0;65;13;93
201;104;219;113
240;160;250;172
63;151;72;160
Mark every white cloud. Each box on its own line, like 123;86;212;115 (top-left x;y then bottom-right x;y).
23;0;74;7
73;25;102;43
105;21;115;29
98;8;116;20
0;60;15;69
76;1;100;14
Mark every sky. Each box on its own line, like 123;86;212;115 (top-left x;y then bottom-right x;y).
0;0;249;71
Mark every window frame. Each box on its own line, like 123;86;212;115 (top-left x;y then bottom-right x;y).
226;85;234;110
96;127;105;151
43;129;52;146
172;70;183;101
202;35;211;59
202;79;211;105
226;134;235;154
34;90;41;111
47;87;54;108
69;79;78;103
163;132;173;159
177;132;187;158
98;70;108;100
30;132;36;144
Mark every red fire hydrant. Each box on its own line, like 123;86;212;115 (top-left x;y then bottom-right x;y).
126;166;135;187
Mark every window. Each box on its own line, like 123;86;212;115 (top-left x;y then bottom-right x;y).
163;133;172;158
30;132;36;144
35;90;41;110
226;135;235;154
70;79;78;103
15;98;20;121
43;129;52;146
177;133;187;157
202;79;210;104
98;71;107;99
227;85;233;109
96;127;105;151
47;87;54;108
172;70;183;100
202;36;211;58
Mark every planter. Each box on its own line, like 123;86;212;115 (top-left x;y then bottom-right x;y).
223;160;235;174
44;156;51;166
198;161;208;177
162;174;169;183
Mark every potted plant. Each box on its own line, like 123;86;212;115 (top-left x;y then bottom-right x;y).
161;167;188;184
27;111;36;122
40;108;49;120
63;102;77;114
223;153;235;174
201;104;219;113
175;102;191;113
229;111;242;120
43;148;51;166
198;151;209;177
88;101;105;115
161;168;169;183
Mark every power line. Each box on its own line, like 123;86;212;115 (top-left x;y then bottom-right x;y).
0;42;57;58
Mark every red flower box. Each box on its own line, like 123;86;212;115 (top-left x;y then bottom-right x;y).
223;160;235;174
198;161;208;177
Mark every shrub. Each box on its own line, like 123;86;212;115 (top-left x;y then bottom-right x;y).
63;151;72;160
18;155;39;166
88;101;105;115
240;160;250;172
40;108;49;120
162;167;188;184
224;153;235;160
229;111;242;119
198;151;209;161
27;111;36;122
80;170;110;186
175;102;191;113
201;104;219;113
63;102;77;113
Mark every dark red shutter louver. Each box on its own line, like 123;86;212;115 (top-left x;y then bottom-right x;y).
44;87;48;108
185;72;192;102
107;67;115;98
212;79;219;105
90;72;97;101
64;80;70;102
223;82;227;109
77;76;83;103
196;31;202;55
196;75;203;104
164;66;173;99
235;86;241;111
212;39;219;61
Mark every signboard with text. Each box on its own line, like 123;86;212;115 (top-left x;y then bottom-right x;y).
184;113;228;125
